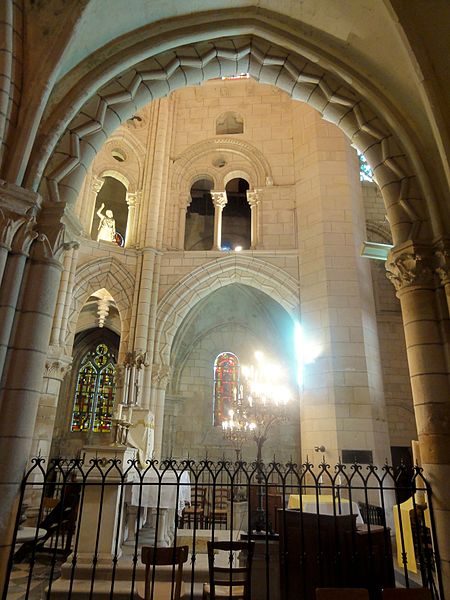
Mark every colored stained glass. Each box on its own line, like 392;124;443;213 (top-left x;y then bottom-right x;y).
71;343;116;433
213;352;239;426
358;152;374;182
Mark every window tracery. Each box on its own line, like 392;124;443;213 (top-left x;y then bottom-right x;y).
71;342;116;432
213;352;239;426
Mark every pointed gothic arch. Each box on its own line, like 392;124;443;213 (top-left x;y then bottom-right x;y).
153;254;299;367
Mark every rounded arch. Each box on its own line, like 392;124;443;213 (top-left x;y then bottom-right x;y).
154;254;300;366
99;169;130;191
223;170;252;189
24;17;441;243
172;137;271;197
67;256;135;351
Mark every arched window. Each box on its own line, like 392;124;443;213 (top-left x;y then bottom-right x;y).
222;178;251;250
71;342;116;432
185;178;214;250
91;176;128;246
213;352;239;426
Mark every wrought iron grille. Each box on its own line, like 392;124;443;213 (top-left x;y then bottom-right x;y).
2;457;443;600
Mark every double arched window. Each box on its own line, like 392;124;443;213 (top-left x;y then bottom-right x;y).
213;352;240;426
71;343;116;433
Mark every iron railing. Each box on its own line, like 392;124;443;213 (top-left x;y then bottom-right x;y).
2;456;443;600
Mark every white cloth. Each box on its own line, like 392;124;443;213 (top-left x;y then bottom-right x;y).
131;470;191;516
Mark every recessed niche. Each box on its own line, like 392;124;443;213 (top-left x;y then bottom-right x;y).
111;148;126;162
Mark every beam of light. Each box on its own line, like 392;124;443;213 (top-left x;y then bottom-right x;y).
294;321;322;387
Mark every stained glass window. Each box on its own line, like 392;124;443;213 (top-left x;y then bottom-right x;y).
213;352;239;426
71;343;116;432
358;151;374;182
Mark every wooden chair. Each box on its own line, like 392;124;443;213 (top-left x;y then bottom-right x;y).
181;486;206;529
203;540;255;600
316;589;370;600
382;589;432;600
137;545;189;600
208;488;229;529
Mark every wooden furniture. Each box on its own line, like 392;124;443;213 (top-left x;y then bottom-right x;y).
316;589;370;600
181;486;207;528
249;486;283;533
279;510;395;600
208;488;229;529
203;540;255;600
382;590;432;600
137;545;189;600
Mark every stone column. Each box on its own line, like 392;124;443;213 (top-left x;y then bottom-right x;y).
211;191;227;251
386;243;450;594
150;363;170;460
0;218;37;381
247;189;261;249
87;175;104;235
30;354;72;463
0;203;77;590
124;190;141;248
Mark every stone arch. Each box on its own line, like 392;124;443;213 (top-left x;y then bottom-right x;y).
172;137;271;196
26;21;440;244
98;169;131;192
67;256;135;352
153;254;299;366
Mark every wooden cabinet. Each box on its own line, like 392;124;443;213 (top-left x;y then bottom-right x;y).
279;510;394;600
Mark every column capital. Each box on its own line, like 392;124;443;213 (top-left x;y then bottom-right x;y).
91;176;104;194
44;353;72;380
31;203;81;263
434;239;450;287
151;362;170;389
211;191;227;209
126;190;142;207
386;242;435;292
246;189;261;207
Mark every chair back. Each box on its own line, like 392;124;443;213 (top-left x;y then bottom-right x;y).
207;540;254;600
316;589;369;600
141;545;189;600
382;589;432;600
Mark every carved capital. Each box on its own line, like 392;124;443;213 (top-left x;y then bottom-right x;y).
211;191;227;210
435;241;450;287
151;363;170;389
386;247;435;292
31;204;81;263
126;190;141;207
44;355;72;380
246;189;261;207
92;176;104;194
0;209;37;253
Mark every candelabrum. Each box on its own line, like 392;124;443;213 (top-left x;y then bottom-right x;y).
222;352;291;533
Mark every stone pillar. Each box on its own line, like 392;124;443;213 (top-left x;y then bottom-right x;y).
87;175;104;236
0;201;77;591
150;363;170;460
247;189;261;249
386;243;450;595
30;354;72;463
0;183;41;382
124;190;141;248
211;191;227;251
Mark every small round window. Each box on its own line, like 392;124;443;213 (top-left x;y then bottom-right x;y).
112;148;126;162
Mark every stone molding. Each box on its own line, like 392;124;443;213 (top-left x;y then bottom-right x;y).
38;36;429;245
